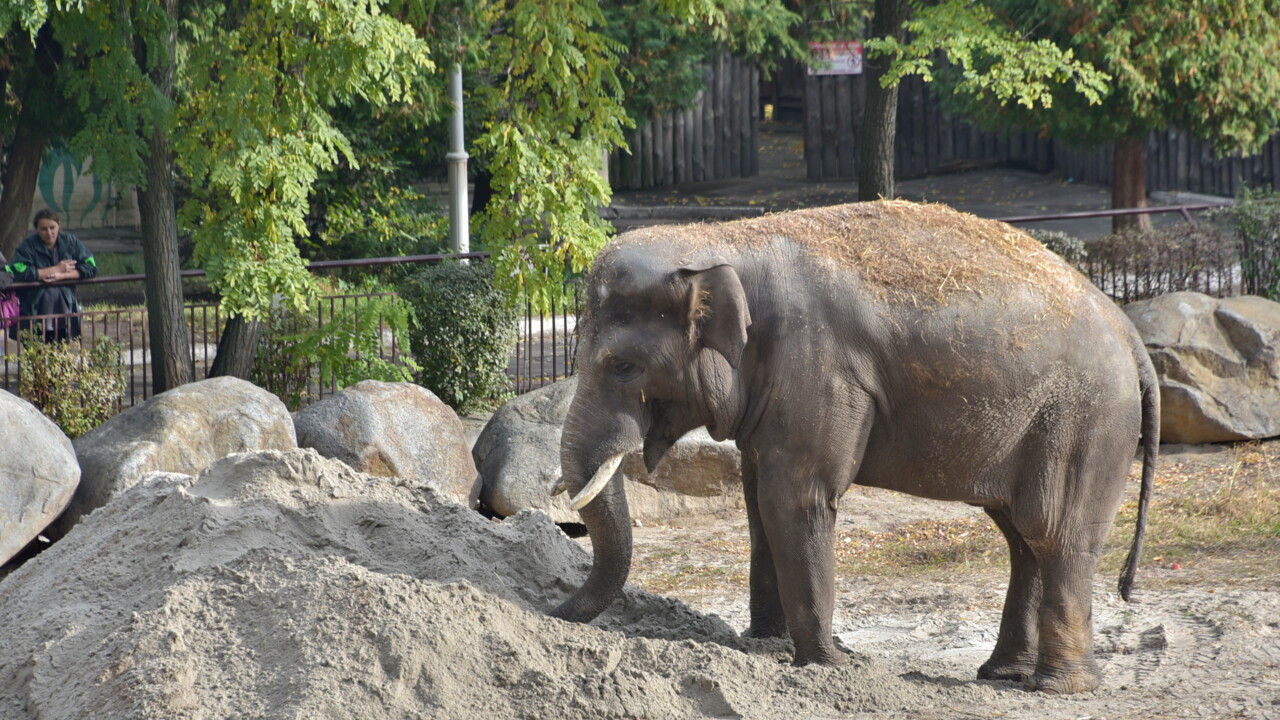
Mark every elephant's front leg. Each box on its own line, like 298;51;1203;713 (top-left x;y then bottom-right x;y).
755;453;847;666
741;451;787;639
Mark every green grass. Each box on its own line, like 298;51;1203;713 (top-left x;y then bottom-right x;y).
91;251;147;277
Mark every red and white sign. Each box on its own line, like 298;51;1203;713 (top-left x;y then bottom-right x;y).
808;41;863;76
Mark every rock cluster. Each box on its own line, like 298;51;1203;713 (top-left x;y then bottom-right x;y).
1124;292;1280;444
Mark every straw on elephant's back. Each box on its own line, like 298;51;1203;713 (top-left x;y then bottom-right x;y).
612;200;1085;307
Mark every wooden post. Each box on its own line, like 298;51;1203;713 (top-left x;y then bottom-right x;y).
693;89;706;182
804;73;822;180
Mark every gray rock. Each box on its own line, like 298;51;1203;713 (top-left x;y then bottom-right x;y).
1124;292;1280;443
0;391;79;564
475;377;743;523
64;377;296;533
294;381;480;508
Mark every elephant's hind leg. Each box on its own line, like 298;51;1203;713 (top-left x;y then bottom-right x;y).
1026;550;1103;694
979;507;1042;682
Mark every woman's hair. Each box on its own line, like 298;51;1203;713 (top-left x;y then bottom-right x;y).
33;208;61;228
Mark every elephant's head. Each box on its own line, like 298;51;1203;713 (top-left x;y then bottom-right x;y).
550;244;751;624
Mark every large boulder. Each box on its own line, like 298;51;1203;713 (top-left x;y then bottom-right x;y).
0;391;79;565
294;380;480;508
1124;292;1280;444
475;377;743;523
63;376;296;533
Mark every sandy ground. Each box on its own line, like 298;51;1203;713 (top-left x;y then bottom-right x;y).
0;446;1275;719
619;444;1280;720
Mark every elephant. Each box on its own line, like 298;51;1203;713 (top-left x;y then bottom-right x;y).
548;200;1157;695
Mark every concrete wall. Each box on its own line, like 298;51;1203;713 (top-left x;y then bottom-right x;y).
24;147;140;230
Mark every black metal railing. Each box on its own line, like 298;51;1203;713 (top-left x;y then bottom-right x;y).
997;202;1244;303
0;202;1254;409
1;252;578;407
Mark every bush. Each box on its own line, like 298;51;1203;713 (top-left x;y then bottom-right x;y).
16;333;126;438
1026;228;1087;264
1078;222;1239;302
399;261;518;415
1227;187;1280;300
252;290;419;411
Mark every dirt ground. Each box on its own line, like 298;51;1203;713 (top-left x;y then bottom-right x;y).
614;441;1280;719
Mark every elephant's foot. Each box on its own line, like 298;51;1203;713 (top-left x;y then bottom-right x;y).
791;642;848;667
977;654;1036;682
743;621;788;640
1024;661;1101;695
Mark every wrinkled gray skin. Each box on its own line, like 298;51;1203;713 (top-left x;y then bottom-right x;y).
550;202;1158;695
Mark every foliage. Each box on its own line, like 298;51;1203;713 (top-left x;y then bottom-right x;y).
1026;228;1087;264
943;0;1280;153
865;0;1109;110
398;261;518;415
16;333;126;438
174;0;434;322
19;0;804;328
314;185;449;267
602;0;718;123
252;290;419;411
306;99;452;267
469;0;629;309
1226;188;1280;300
656;0;802;65
1079;222;1240;302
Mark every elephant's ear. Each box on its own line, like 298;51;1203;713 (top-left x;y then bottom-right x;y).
679;263;751;368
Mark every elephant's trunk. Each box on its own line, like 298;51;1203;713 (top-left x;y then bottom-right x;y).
550;398;640;623
549;456;633;623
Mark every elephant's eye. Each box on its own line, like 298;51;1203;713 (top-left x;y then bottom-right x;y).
611;359;642;383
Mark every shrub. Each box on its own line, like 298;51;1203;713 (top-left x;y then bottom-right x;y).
1227;187;1280;300
252;291;419;411
1026;228;1087;264
1078;221;1238;302
16;333;126;438
399;261;518;415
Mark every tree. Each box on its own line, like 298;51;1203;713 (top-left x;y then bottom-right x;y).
861;0;1108;201
7;0;800;389
18;0;434;382
859;0;909;201
941;0;1280;230
0;18;75;260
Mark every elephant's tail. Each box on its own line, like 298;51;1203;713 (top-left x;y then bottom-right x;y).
1119;343;1159;601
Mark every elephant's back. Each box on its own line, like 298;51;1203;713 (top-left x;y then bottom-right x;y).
611;200;1089;309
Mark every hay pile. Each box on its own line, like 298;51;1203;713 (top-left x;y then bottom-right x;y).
612;200;1086;305
0;449;994;719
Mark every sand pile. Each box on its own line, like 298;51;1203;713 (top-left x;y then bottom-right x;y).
0;449;1001;719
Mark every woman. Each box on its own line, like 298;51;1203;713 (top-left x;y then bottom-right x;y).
10;208;97;341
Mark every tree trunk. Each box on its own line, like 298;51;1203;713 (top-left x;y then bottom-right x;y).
208;314;263;380
0;122;46;260
1111;135;1152;232
858;0;909;202
137;0;193;392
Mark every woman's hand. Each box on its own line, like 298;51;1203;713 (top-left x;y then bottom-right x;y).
39;261;79;282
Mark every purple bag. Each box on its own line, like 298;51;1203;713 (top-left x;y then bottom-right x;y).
0;289;18;330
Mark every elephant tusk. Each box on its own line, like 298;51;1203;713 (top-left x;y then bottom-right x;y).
549;473;567;496
569;452;626;511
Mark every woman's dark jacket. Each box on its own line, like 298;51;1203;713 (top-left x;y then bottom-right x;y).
9;230;98;316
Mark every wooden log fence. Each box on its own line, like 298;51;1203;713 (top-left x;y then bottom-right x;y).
609;55;759;190
802;71;1280;196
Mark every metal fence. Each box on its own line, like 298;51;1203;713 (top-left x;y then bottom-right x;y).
1;203;1264;410
1;253;579;409
996;204;1247;303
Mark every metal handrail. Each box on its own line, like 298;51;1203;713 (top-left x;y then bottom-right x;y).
995;202;1232;225
3;251;491;291
0;201;1232;292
